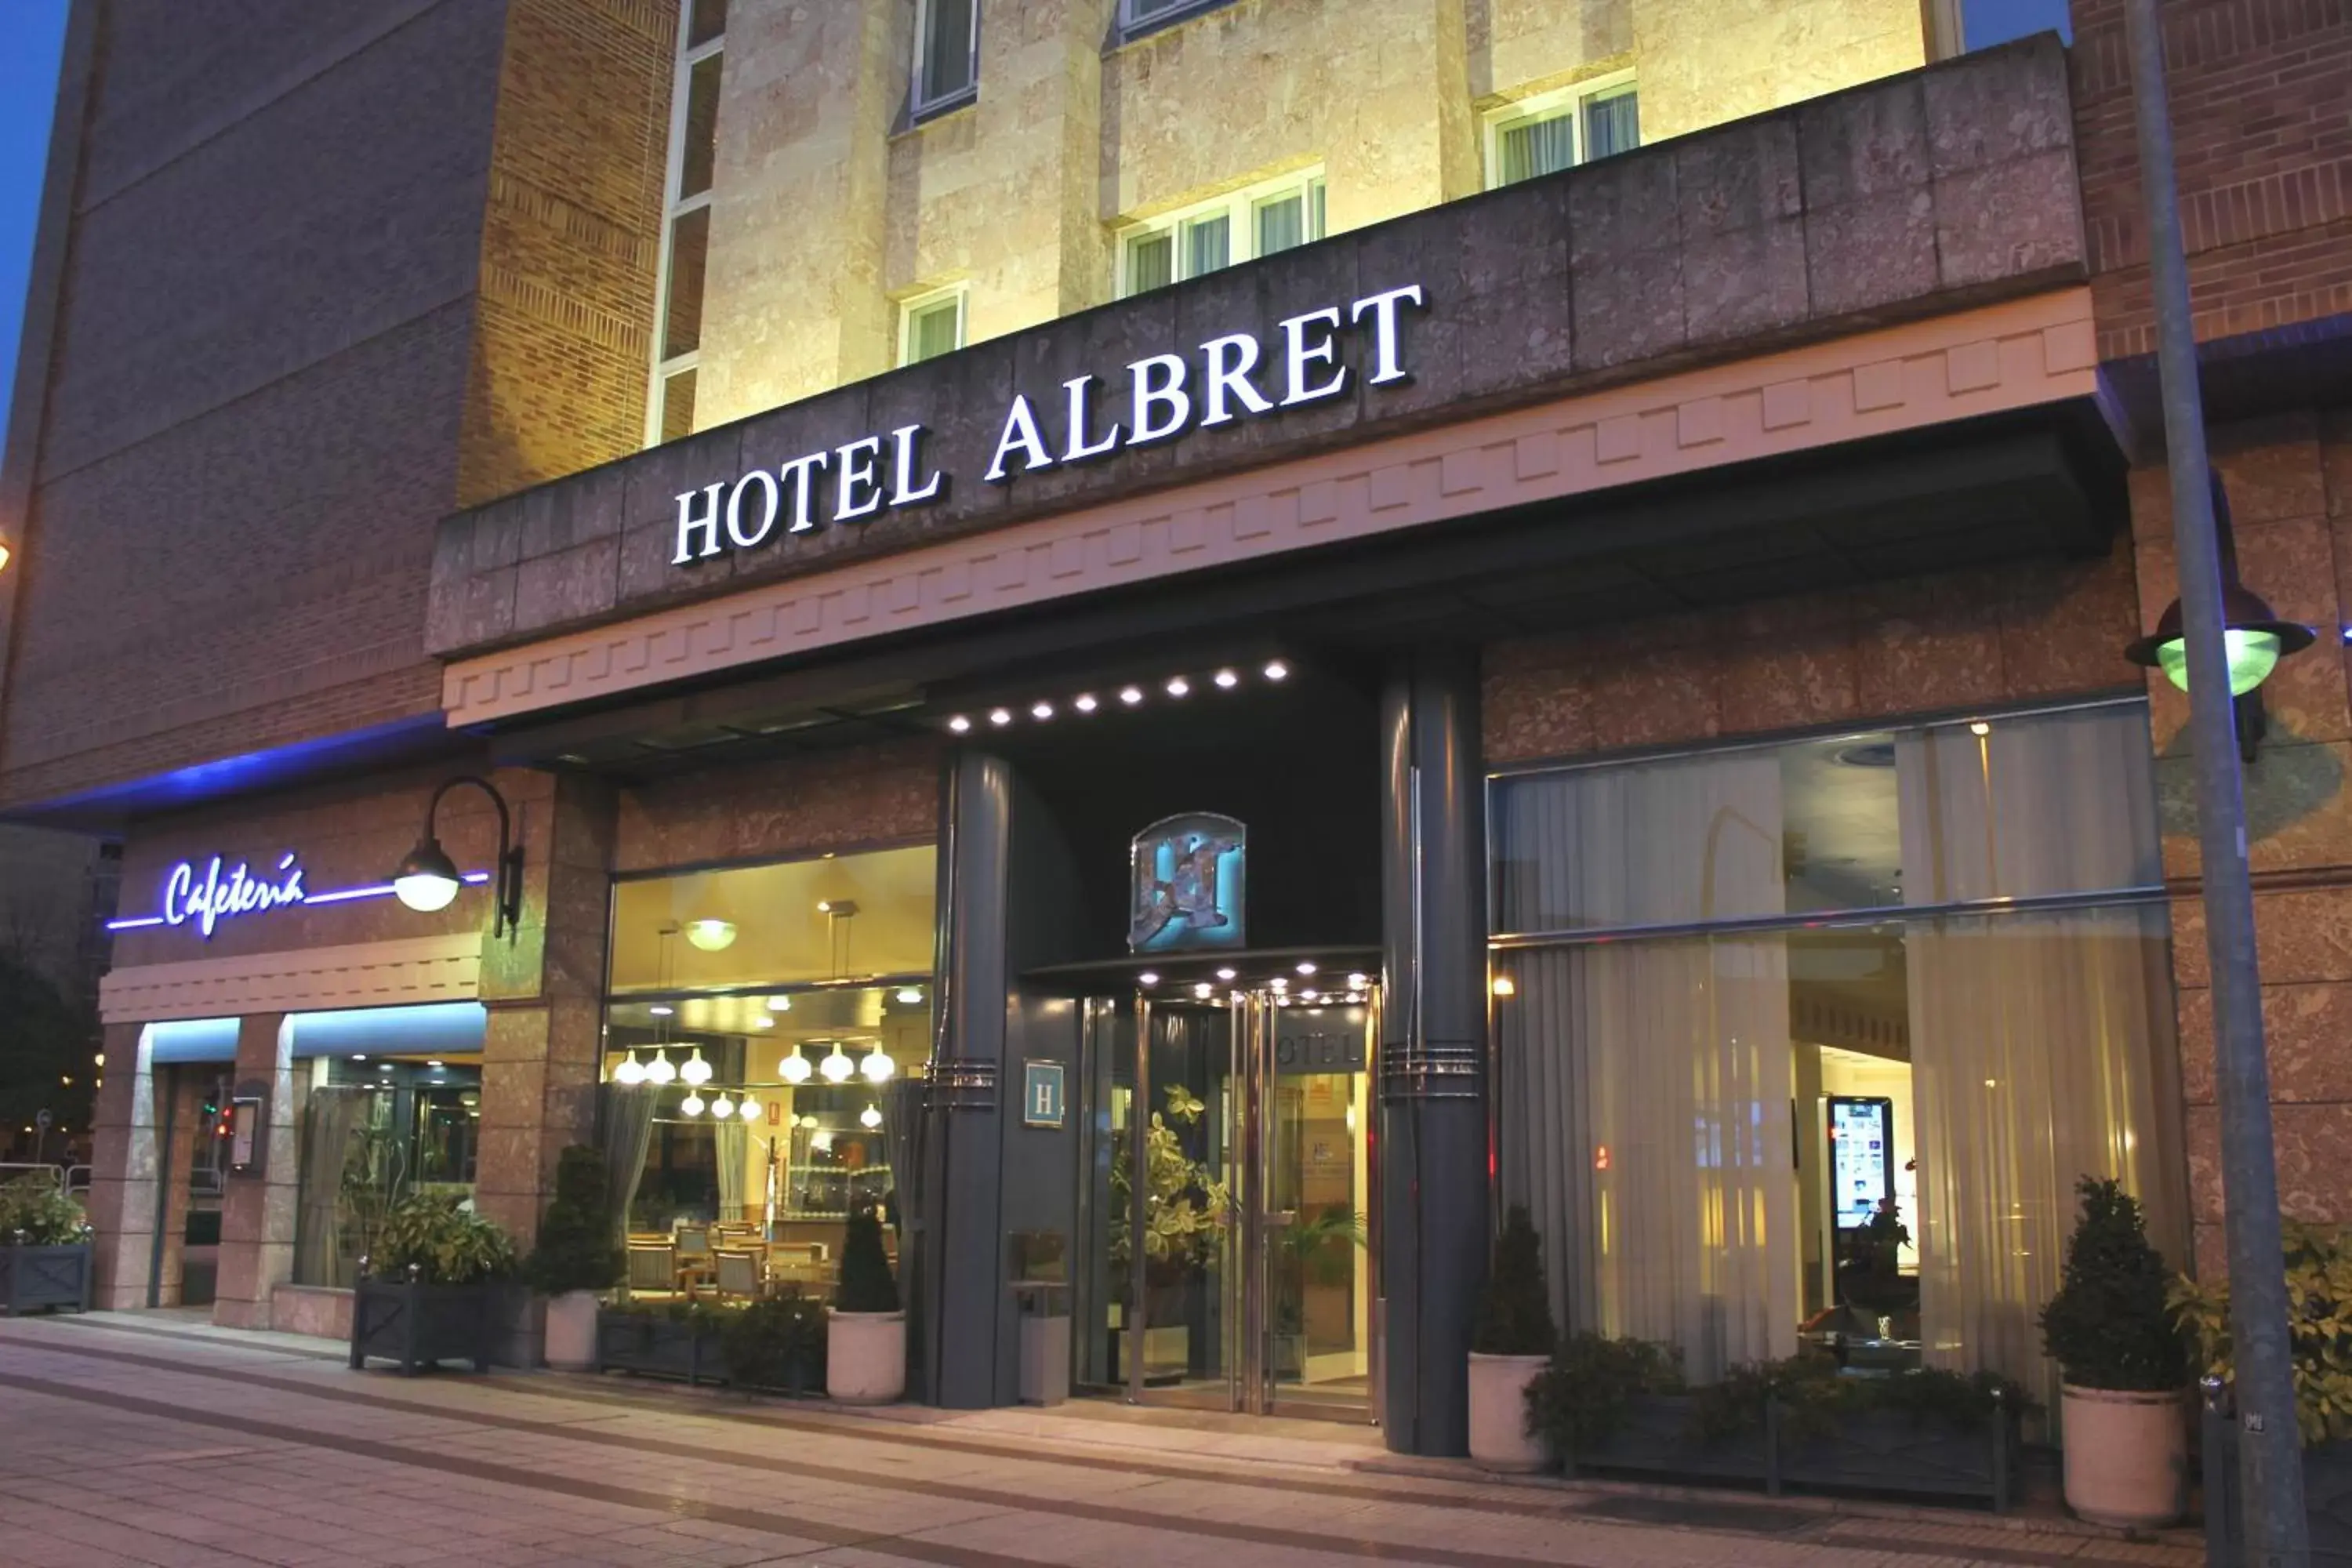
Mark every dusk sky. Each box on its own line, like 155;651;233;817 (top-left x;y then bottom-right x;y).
1;0;69;441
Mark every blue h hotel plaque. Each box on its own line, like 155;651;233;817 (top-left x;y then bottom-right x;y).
1128;812;1246;953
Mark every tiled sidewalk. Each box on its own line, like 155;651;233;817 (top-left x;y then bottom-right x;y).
0;1312;2205;1568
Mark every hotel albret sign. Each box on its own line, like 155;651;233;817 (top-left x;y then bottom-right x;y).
670;285;1428;567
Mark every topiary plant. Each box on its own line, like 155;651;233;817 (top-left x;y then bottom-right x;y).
2039;1176;2186;1392
835;1205;900;1315
526;1145;623;1297
2172;1219;2352;1445
0;1175;89;1246
371;1193;517;1285
1472;1203;1558;1356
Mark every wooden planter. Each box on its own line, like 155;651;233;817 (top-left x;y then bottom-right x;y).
347;1279;496;1375
2202;1390;2352;1563
595;1308;719;1385
0;1243;92;1316
1570;1392;2014;1510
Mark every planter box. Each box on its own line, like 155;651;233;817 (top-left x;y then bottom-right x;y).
2202;1395;2352;1565
595;1308;719;1385
347;1279;496;1375
0;1243;91;1316
1570;1392;2013;1509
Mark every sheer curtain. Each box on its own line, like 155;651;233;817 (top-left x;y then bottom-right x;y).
715;1118;748;1224
293;1087;365;1286
1499;750;1799;1381
1898;709;2184;1411
597;1083;660;1243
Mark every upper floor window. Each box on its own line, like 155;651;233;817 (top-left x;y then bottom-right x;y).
914;0;978;115
899;286;967;367
1117;169;1326;299
648;0;728;445
1120;0;1229;35
1486;75;1639;188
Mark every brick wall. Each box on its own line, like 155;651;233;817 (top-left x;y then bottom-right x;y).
2071;0;2352;360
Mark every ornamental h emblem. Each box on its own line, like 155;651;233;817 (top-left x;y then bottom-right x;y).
1128;813;1247;953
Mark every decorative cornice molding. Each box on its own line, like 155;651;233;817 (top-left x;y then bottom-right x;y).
99;933;483;1024
443;289;2101;728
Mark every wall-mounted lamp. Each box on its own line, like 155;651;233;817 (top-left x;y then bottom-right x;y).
2125;475;2313;762
393;775;524;937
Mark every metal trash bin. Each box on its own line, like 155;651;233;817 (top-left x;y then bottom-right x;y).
1013;1281;1071;1406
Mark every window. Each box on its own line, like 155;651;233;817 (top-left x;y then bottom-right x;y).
1489;702;2185;1414
1117;170;1326;299
599;848;938;1269
1120;0;1228;34
913;0;978;114
648;0;727;446
1486;75;1639;188
898;287;966;367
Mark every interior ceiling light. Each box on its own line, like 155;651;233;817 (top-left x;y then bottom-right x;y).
781;1051;813;1084
861;1044;895;1083
612;1051;647;1086
710;1093;736;1119
1216;967;1236;982
766;996;793;1013
645;1054;678;1085
821;1042;855;1083
679;1092;706;1117
1120;686;1145;706
895;986;924;1004
680;1048;713;1087
1492;975;1517;997
1137;971;1159;986
752;1014;774;1029
859;1103;884;1130
684;918;737;952
1214;669;1239;688
648;1005;674;1017
1074;694;1098;713
1193;982;1214;998
739;1095;761;1121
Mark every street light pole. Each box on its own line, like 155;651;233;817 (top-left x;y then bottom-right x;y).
2121;2;2309;1562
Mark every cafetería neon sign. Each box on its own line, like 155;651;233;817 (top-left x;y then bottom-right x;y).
107;853;489;939
671;284;1427;567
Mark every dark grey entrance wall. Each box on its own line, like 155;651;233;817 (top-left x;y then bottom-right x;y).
426;37;2083;663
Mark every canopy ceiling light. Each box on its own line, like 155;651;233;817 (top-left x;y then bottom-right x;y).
393;775;524;937
2125;474;2314;761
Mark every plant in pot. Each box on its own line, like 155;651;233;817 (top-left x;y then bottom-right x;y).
525;1145;623;1372
1525;1331;1685;1469
827;1204;904;1403
350;1193;518;1374
1273;1204;1366;1380
0;1174;93;1316
1468;1203;1559;1471
2039;1176;2188;1527
723;1287;829;1396
1836;1197;1919;1340
2172;1218;2352;1557
1108;1084;1232;1383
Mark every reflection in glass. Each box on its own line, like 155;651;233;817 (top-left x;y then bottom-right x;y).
292;1055;482;1287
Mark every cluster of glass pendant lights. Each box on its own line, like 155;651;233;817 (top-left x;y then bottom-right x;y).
609;985;922;1134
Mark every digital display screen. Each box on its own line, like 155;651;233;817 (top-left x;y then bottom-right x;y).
1830;1098;1892;1230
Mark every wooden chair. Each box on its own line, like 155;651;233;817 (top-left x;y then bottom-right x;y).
625;1241;679;1301
673;1224;716;1291
713;1248;764;1302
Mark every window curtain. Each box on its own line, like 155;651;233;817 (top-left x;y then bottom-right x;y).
1497;750;1798;1381
597;1083;660;1243
920;0;975;102
293;1087;366;1287
715;1117;749;1224
1500;113;1577;185
1583;91;1640;161
1897;709;2184;1413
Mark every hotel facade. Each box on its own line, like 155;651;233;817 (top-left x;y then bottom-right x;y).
3;0;2349;1455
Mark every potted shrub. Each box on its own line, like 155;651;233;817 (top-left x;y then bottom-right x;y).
2038;1178;2188;1526
1468;1204;1558;1471
722;1290;829;1396
526;1145;623;1372
826;1205;904;1403
0;1175;93;1316
349;1193;517;1375
1526;1332;1693;1475
2174;1219;2352;1559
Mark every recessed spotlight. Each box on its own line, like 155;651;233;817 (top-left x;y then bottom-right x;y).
1032;701;1054;720
648;1005;674;1017
948;715;972;733
426;1060;444;1069
752;1015;773;1029
1120;686;1145;706
1263;660;1288;681
1074;694;1098;713
1269;975;1287;990
1296;961;1317;975
989;708;1014;726
766;996;792;1013
1347;973;1368;989
1214;670;1239;689
1138;971;1159;986
1193;982;1214;998
1216;967;1236;982
352;1054;368;1063
1166;677;1190;697
1301;989;1320;1002
896;986;924;1004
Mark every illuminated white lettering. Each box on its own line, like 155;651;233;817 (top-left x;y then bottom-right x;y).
671;481;725;564
779;452;829;532
834;437;885;521
1199;333;1274;427
1062;376;1123;463
1280;308;1349;407
159;852;307;939
1350;285;1425;387
887;425;945;506
985;395;1055;484
1127;354;1191;446
724;470;781;549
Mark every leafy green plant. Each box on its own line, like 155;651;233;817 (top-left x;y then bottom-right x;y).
1109;1084;1233;1281
369;1193;516;1285
2172;1219;2352;1444
2038;1177;2186;1392
1689;1351;2027;1443
721;1290;828;1391
1524;1332;1684;1457
526;1145;623;1297
836;1206;900;1314
1472;1204;1558;1356
0;1174;88;1246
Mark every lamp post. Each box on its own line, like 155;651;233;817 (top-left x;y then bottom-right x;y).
392;775;524;938
2122;0;2309;1560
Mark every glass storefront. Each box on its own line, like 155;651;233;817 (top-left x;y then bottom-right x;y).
1490;700;2187;1413
601;846;937;1300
